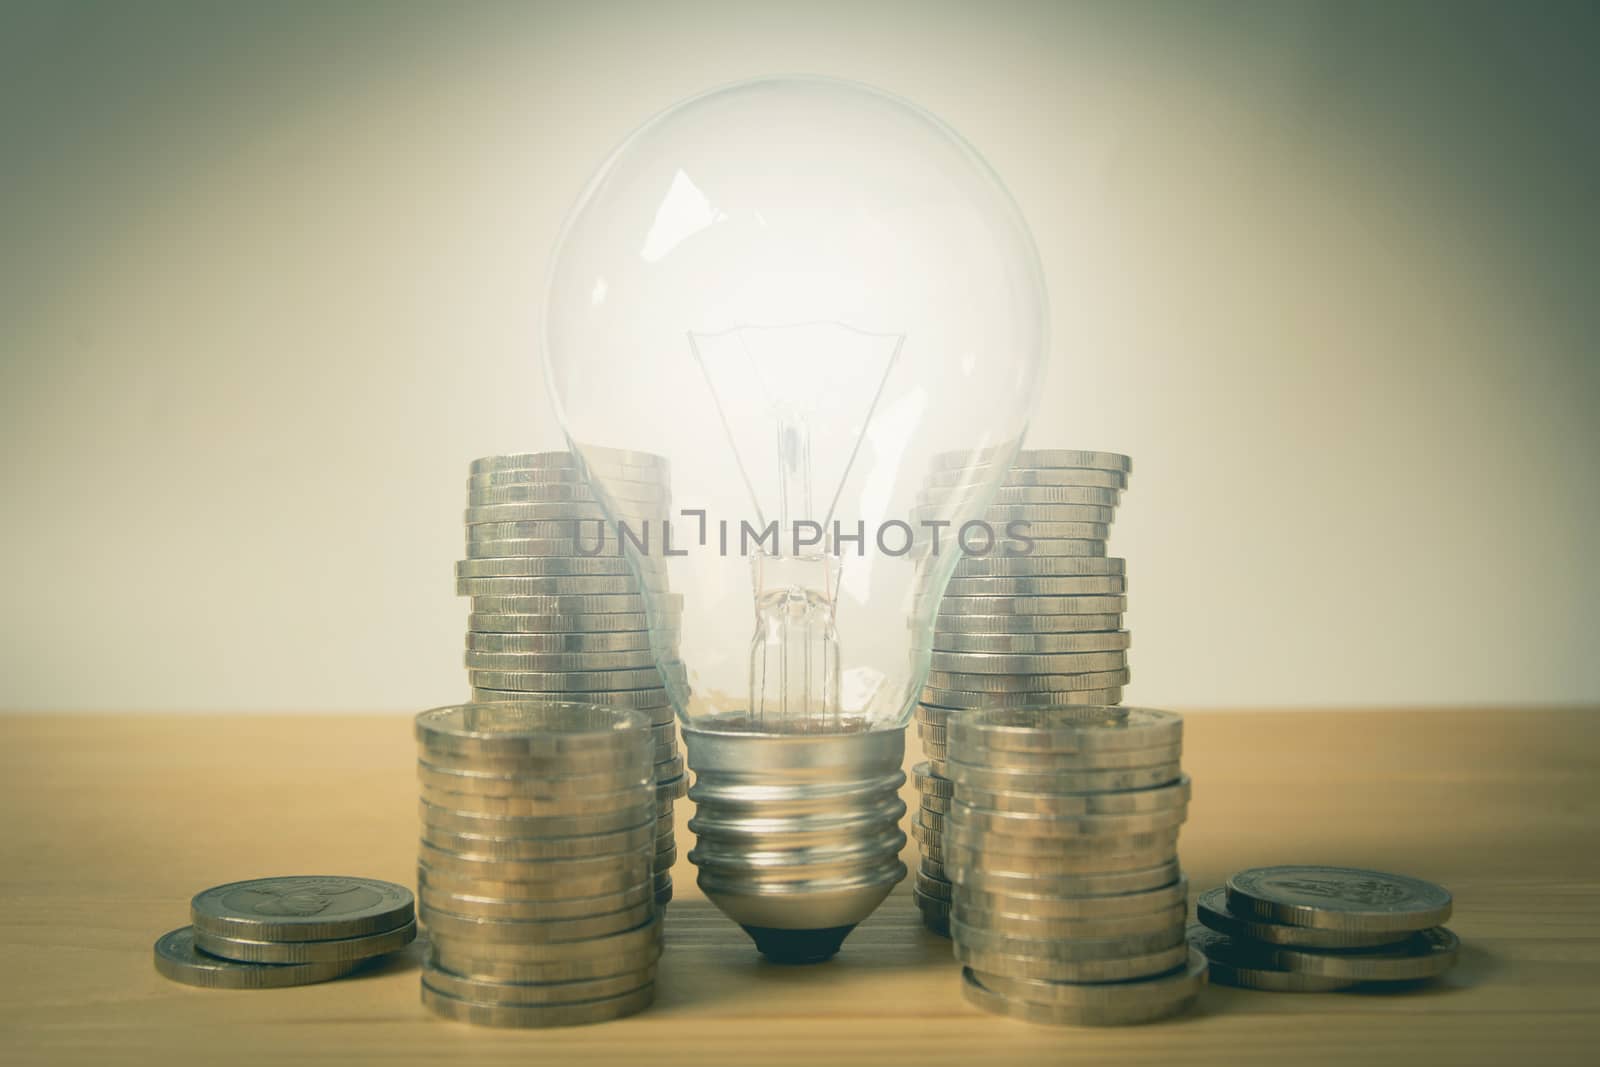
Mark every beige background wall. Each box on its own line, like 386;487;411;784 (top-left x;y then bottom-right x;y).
3;0;1596;712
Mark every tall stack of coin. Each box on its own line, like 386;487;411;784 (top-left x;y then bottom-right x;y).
459;450;688;905
415;702;662;1026
1190;865;1459;992
911;449;1133;934
941;706;1202;1025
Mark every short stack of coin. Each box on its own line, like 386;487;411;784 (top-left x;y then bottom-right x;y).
942;706;1204;1026
460;450;688;906
154;876;416;989
415;702;662;1026
1190;865;1459;992
911;449;1133;934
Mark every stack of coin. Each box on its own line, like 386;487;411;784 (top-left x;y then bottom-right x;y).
942;706;1204;1026
1190;865;1459;992
415;702;662;1026
459;450;688;905
153;876;416;989
911;449;1133;934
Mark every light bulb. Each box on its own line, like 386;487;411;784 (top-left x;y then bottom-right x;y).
543;76;1046;960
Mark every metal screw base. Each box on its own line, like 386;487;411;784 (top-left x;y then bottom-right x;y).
684;721;907;959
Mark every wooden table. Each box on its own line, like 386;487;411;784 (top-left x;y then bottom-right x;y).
1;709;1594;1066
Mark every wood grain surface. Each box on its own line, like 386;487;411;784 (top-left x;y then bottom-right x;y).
1;708;1594;1066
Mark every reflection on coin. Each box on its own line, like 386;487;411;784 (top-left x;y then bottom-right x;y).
152;926;364;989
190;876;414;942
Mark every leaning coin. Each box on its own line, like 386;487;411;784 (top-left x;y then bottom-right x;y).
953;941;1187;985
949;707;1182;754
1195;886;1408;949
421;962;656;1006
193;919;417;964
153;926;364;989
190;876;413;943
1226;865;1453;933
1255;927;1461;982
959;952;1203;1027
1187;925;1357;992
421;981;655;1027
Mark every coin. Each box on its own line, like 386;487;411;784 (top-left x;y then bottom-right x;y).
952;556;1126;579
945;759;1180;794
193;919;417;964
419;800;656;839
462;649;659;673
468;690;675;717
958;775;1190;817
468;612;665;633
430;916;661;963
421;980;655;1027
959;876;1187;920
948;707;1182;754
929;614;1123;637
939;575;1127;598
1226;866;1453;933
931;653;1131;680
931;593;1127;618
465;629;663;653
922;683;1132;711
417;848;650;893
929;632;1130;656
466;538;628;559
947;740;1179;771
457;577;658;599
416;762;650;798
951;917;1186;961
920;484;1126;509
464;667;679;694
1194;886;1406;949
417;881;654;922
955;901;1187;941
457;557;638;578
1250;927;1461;982
1188;924;1357;992
945;448;1132;473
152;926;365;989
421;823;657;861
427;938;662;985
419;901;654;944
959;952;1204;1027
951;860;1182;899
469;593;672;616
926;670;1133;697
950;802;1187;840
189;876;413;943
470;449;667;474
415;703;651;757
422;960;655;1006
932;465;1130;487
953;941;1187;985
468;482;666;504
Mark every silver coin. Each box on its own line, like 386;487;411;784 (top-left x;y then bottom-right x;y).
930;594;1127;617
457;576;656;598
421;980;655;1027
951;918;1185;961
942;839;1180;877
468;612;679;634
953;555;1126;578
925;538;1109;560
913;761;952;794
939;575;1126;598
1194;886;1407;949
417;843;651;888
418;799;656;839
1226;866;1453;934
416;861;649;904
921;489;1123;512
921;688;1125;712
958;775;1191;817
942;758;1178;795
428;916;660;964
193;919;416;964
951;860;1182;899
466;467;666;491
420;785;655;822
463;648;659;672
932;448;1132;473
950;802;1187;841
464;666;680;695
928;663;1130;694
465;538;632;558
422;959;656;1006
947;740;1180;771
960;954;1204;1028
469;450;667;474
415;703;652;758
152;926;362;989
465;629;665;653
960;876;1187;921
416;763;651;800
953;901;1188;941
427;937;662;985
929;631;1131;656
954;941;1187;985
469;593;674;615
467;688;675;716
926;648;1131;675
456;557;639;578
469;480;667;502
929;613;1123;636
949;707;1182;754
421;823;657;862
416;737;653;774
925;671;1132;703
419;901;654;944
932;466;1131;489
190;876;413;943
915;517;1111;542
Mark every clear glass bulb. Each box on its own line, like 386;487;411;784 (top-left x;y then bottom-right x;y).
544;76;1046;731
542;76;1046;959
